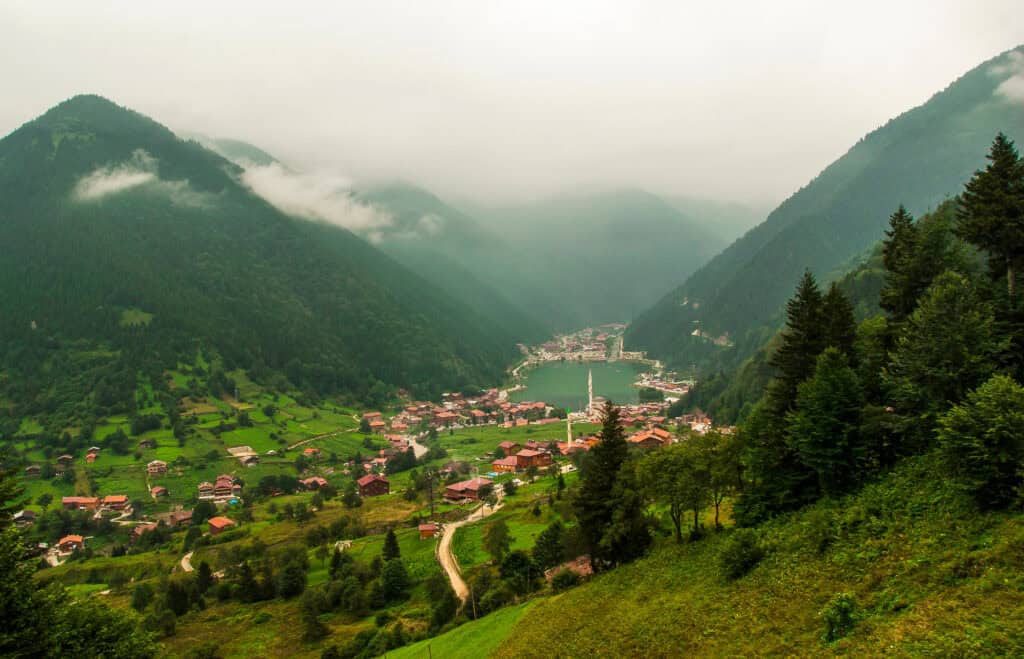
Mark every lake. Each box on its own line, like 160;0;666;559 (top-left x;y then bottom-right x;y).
510;361;644;411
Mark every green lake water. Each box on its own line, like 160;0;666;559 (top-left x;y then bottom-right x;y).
510;361;644;411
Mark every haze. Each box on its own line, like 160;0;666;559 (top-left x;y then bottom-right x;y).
2;1;1022;207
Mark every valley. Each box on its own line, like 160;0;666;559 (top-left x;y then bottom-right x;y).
1;15;1023;659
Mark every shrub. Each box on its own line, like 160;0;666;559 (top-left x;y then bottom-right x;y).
551;569;581;592
718;528;765;580
820;592;857;642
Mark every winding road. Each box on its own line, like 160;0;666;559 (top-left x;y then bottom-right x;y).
437;496;503;603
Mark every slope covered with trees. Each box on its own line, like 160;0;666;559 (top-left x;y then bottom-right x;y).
627;45;1024;373
0;95;519;429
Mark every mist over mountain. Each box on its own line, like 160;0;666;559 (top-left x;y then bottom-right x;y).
0;95;521;416
627;45;1024;372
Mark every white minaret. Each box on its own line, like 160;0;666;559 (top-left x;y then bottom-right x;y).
587;368;594;416
566;411;573;448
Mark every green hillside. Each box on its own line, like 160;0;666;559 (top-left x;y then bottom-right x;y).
627;45;1024;372
0;95;518;428
487;453;1024;657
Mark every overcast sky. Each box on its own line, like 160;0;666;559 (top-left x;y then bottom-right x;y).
2;1;1022;207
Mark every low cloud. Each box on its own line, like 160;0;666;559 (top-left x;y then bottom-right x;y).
239;162;392;233
74;149;212;207
74;149;157;200
990;50;1024;103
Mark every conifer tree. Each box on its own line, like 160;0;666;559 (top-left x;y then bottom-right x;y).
787;348;865;497
574;400;648;570
880;205;920;322
767;270;825;415
382;528;400;561
884;271;1004;446
957;133;1024;302
821;283;856;359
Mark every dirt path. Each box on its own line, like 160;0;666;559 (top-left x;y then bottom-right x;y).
287;430;347;450
437;496;504;603
180;551;194;573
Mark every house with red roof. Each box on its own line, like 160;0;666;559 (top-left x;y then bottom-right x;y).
357;474;390;497
444;477;492;502
491;456;519;473
207;516;236;536
62;496;100;511
301;477;329;490
102;495;129;511
514;449;552;469
58;535;84;553
419;523;439;539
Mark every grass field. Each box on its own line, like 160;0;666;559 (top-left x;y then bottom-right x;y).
510;361;645;410
388;601;537;659
489;453;1024;657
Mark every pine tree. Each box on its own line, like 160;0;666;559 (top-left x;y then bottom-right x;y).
574;401;628;567
382;529;400;561
574;401;649;569
957;133;1024;302
787;348;865;497
767;270;825;415
821;283;856;359
884;271;1004;446
880;205;920;321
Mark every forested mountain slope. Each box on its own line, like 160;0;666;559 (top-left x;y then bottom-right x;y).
0;95;518;424
627;45;1024;371
470;189;727;329
356;183;550;343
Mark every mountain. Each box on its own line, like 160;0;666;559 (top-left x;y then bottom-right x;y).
664;195;766;243
0;95;519;419
355;183;550;343
627;45;1024;371
469;189;728;330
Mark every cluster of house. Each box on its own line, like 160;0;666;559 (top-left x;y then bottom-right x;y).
366;394;566;435
197;474;242;501
491;440;555;473
616;402;672;427
61;494;130;512
635;374;692;397
535;324;625;362
24;447;105;479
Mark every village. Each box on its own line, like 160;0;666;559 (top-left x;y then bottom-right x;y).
2;325;740;658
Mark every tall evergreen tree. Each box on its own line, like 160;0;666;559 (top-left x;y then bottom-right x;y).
574;400;648;570
957;133;1024;302
821;283;857;359
787;348;865;497
880;205;920;322
884;271;1005;447
382;529;401;561
767;270;825;415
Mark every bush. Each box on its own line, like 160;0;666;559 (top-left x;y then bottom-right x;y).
551;569;580;592
718;528;765;580
820;592;857;642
